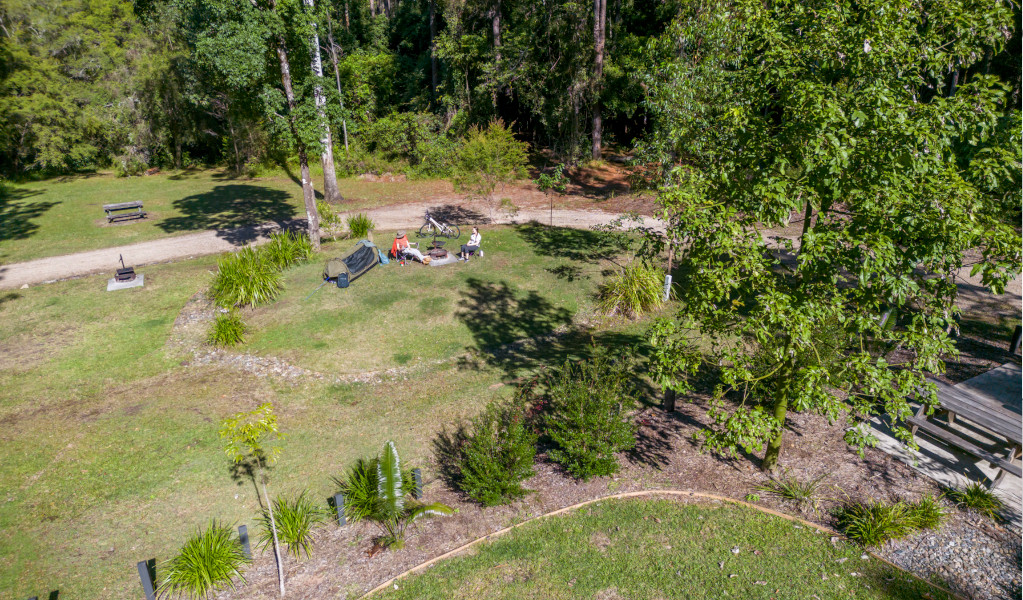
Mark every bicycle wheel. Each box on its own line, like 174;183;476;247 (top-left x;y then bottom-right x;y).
418;223;435;238
445;225;461;239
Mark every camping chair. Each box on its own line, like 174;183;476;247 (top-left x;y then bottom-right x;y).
391;232;422;266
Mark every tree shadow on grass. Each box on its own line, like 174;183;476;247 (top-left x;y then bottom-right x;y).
157;184;299;245
0;186;56;246
515;221;628;264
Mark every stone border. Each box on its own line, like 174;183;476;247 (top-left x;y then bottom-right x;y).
364;490;964;599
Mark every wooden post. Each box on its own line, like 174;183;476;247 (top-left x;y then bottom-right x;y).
137;559;157;600
333;493;346;526
1010;325;1021;354
411;468;423;499
238;524;251;559
662;389;676;412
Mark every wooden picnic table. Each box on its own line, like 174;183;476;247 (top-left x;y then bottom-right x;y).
103;201;147;222
908;363;1022;487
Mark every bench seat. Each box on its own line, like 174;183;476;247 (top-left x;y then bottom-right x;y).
908;415;1023;486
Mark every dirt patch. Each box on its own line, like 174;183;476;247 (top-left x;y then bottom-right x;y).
589;530;613;552
93;215;153;228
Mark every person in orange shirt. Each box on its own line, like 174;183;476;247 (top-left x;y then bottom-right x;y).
392;231;427;263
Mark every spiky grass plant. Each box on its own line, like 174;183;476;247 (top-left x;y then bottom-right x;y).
159;521;249;599
597;261;665;318
946;482;1006;520
261;231;313;270
206;311;246;347
346;213;375;239
835;496;946;547
756;471;829;513
256;491;325;558
209;247;283;308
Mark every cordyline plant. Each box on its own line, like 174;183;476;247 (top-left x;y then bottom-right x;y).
644;0;1021;472
220;403;287;596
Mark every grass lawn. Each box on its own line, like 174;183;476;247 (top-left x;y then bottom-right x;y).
0;169;454;263
377;498;951;600
0;225;638;599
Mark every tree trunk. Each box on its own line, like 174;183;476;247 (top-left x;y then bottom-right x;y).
275;38;321;250
325;15;350;151
429;0;438;101
257;463;286;597
304;0;343;205
591;0;606;160
490;0;501;109
761;359;794;472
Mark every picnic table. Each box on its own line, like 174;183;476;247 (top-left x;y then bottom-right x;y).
103;201;147;222
908;363;1022;488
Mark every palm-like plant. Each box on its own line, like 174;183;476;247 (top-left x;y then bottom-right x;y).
368;441;453;549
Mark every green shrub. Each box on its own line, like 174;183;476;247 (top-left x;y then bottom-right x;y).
317;199;342;228
835;496;946;546
256;491;325;558
455;399;538;506
261;230;313;270
945;482;1006;520
756;471;828;513
598;261;665;318
543;354;637;480
159;520;249;599
206;311;246;347
208;247;283;308
333;457;417;524
346;213;375;239
364;111;456;176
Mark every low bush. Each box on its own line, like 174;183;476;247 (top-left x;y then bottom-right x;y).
256;491;326;558
261;230;313;270
543;354;637;480
598;261;665;318
945;482;1006;520
346;213;375;239
159;520;249;598
207;311;246;347
835;496;946;546
208;247;283;308
454;399;538;506
333;457;417;524
756;471;828;513
317;199;342;228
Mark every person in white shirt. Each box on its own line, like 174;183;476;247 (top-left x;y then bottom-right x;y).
460;227;482;262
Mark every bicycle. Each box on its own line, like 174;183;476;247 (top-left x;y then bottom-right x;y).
417;210;461;239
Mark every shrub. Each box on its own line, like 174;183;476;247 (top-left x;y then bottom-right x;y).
261;230;313;270
945;482;1006;520
209;247;282;308
452;120;529;216
346;213;375;239
835;496;946;546
207;311;246;347
317;199;342;228
159;520;249;599
756;471;828;513
333;457;417;524
598;261;665;318
454;399;538;506
256;491;325;558
543;354;637;480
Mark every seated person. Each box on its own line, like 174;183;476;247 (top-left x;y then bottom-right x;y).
459;227;482;261
392;231;426;262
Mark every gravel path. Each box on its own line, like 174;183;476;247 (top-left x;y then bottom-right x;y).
0;204;649;290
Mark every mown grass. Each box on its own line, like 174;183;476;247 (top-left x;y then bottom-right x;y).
0;169;453;263
0;231;630;599
378;498;952;600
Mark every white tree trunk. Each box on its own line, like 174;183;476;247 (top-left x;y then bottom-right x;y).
304;0;343;204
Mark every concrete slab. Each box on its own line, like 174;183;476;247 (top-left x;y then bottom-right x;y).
428;254;459;267
106;273;144;291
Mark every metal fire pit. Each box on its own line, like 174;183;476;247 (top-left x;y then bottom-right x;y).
115;254;136;281
428;248;448;259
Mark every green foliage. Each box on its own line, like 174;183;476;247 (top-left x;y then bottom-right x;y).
835;497;946;547
543;354;637;480
261;231;313;271
206;311;246;347
452;120;529;215
756;472;828;513
256;492;325;558
317;199;342;228
646;0;1021;472
208;248;283;309
453;399;538;507
219;402;285;469
332;456;419;525
535;164;569;195
363;441;453;549
363;112;458;177
598;261;665;319
743;493;760;503
158;520;249;599
346;213;376;239
945;482;1006;521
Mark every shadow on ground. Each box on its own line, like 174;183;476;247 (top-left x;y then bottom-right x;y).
0;186;56;246
428;204;490;226
157;184;298;245
515;221;629;264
